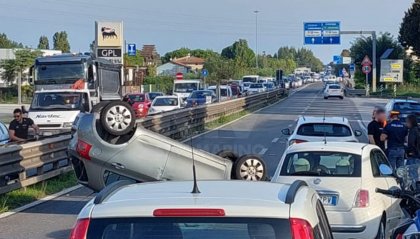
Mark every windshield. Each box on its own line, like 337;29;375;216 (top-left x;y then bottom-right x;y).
35;63;85;83
30;92;83;110
297;123;352;137
174;83;199;93
394;102;420;111
190;91;213;98
153;98;178;106
124;94;145;103
250;83;263;89
149;92;164;101
243;77;257;83
281;151;361;177
87;217;290;239
328;85;341;89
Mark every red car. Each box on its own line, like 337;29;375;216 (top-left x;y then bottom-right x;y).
122;93;151;118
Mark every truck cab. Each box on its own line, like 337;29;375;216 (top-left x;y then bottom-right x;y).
173;79;203;101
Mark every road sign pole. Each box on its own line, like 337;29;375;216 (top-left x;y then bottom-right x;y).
365;73;369;96
372;32;377;92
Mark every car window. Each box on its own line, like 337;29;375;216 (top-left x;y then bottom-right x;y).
315;200;334;239
394;102;420;111
153;98;178;106
370;149;391;177
87;217;291;239
127;94;145;103
328;85;341;89
280;151;361;177
250;83;263;88
297;123;352;137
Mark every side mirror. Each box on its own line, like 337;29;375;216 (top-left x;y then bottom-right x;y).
354;130;363;137
379;164;393;176
281;128;291;135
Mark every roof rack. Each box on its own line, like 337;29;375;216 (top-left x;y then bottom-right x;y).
285;180;308;204
94;180;133;205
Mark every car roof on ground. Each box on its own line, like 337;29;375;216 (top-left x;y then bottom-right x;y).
90;181;298;218
286;141;368;155
297;116;350;124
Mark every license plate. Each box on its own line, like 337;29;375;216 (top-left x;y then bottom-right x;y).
42;132;53;136
320;195;338;206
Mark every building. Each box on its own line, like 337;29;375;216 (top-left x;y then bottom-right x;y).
140;45;160;66
157;61;191;76
172;54;205;71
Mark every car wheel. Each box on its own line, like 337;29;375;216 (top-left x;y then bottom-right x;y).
100;101;135;136
216;150;239;162
233;154;267;181
375;217;386;239
340;96;344;100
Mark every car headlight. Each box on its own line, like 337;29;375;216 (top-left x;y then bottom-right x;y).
63;122;73;128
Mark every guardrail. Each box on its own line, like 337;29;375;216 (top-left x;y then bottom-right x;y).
345;88;367;97
0;89;286;194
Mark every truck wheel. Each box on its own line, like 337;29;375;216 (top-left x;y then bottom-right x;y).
100;101;135;136
216;150;238;162
233;154;267;181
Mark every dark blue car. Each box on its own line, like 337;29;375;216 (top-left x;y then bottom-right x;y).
186;90;216;107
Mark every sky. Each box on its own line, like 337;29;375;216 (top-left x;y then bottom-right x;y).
0;0;414;63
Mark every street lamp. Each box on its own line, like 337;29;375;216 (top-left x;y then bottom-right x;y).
254;10;259;69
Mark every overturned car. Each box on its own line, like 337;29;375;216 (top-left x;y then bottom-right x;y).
68;101;267;191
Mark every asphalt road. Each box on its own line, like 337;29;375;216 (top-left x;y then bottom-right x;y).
0;83;387;239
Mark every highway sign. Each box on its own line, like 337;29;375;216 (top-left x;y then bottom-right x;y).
361;55;372;65
380;59;403;83
304;22;340;45
362;65;372;74
333;55;342;64
202;69;208;77
176;72;183;80
127;43;136;56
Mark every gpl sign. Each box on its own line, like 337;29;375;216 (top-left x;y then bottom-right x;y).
97;48;122;64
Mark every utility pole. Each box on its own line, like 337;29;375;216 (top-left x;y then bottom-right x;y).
254;10;259;69
17;71;22;105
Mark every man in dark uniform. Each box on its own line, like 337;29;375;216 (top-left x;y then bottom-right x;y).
381;112;408;170
368;107;386;151
8;108;39;142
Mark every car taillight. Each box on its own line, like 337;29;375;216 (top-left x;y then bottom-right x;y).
395;233;403;239
354;189;369;208
69;218;90;239
289;139;307;145
290;218;314;239
153;208;225;217
76;140;92;160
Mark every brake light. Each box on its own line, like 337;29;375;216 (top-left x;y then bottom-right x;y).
290;139;307;145
153;208;225;217
76;140;92;160
354;189;369;208
396;233;403;239
290;218;314;239
69;218;90;239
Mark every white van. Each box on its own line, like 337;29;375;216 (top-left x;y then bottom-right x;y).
208;85;233;101
242;75;260;83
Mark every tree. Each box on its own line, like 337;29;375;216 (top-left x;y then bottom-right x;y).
0;49;42;84
162;48;191;63
0;33;24;48
276;47;297;60
37;35;49;49
221;39;255;68
53;31;70;52
124;50;144;67
399;0;420;56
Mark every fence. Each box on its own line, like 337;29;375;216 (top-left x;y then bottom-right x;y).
0;89;287;194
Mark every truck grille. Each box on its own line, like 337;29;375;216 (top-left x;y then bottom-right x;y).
38;124;61;128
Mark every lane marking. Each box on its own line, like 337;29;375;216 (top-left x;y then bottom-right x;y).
288;124;293;128
272;138;279;143
258;148;268;155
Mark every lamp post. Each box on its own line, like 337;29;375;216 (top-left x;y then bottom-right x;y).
254;10;259;69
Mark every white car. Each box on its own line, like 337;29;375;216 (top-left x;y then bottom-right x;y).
242;82;252;91
324;84;344;100
208;85;233;101
247;83;265;94
0;121;9;145
70;180;333;239
148;96;182;115
272;142;403;239
281;116;362;146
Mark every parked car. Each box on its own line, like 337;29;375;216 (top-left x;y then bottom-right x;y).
208;85;233;101
148;96;182;115
247;83;265;94
69;102;267;192
384;98;420;124
324;84;344;100
148;92;164;101
272;141;402;239
70;180;333;239
281;116;362;146
122;93;152;118
185;90;216;107
0;121;9;145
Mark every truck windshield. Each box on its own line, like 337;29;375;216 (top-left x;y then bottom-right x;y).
35;62;85;84
30;92;83;111
174;83;198;93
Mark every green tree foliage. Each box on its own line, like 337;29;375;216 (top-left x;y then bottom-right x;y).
143;75;174;94
221;39;255;68
37;36;49;49
276;47;323;72
276;47;297;60
0;60;17;83
0;49;42;84
0;33;24;48
162;48;218;63
53;31;71;53
399;0;420;56
204;56;238;83
124;50;144;67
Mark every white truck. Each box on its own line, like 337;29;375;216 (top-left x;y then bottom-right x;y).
172;79;203;101
28;54;122;135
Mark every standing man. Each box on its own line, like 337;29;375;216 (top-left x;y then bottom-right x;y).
368;107;386;151
8;108;39;142
381;112;408;169
406;115;420;165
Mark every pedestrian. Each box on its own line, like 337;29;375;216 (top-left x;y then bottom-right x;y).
381;111;408;170
406;115;420;165
368;107;386;151
8;108;39;142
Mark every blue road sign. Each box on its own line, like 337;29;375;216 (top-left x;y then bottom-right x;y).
202;69;208;77
127;43;136;56
333;55;342;64
304;22;340;45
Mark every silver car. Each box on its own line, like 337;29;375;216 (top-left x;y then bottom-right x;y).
69;101;267;191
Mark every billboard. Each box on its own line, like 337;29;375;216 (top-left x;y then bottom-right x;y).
380;59;403;83
95;21;123;47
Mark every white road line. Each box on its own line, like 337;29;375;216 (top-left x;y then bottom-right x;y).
258;148;268;155
288;124;293;128
272;137;279;143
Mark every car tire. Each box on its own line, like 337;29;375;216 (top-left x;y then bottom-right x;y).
216;150;239;162
340;96;344;100
100;101;135;136
375;217;386;239
233;154;267;181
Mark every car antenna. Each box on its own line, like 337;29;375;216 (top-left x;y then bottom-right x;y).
190;133;200;194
